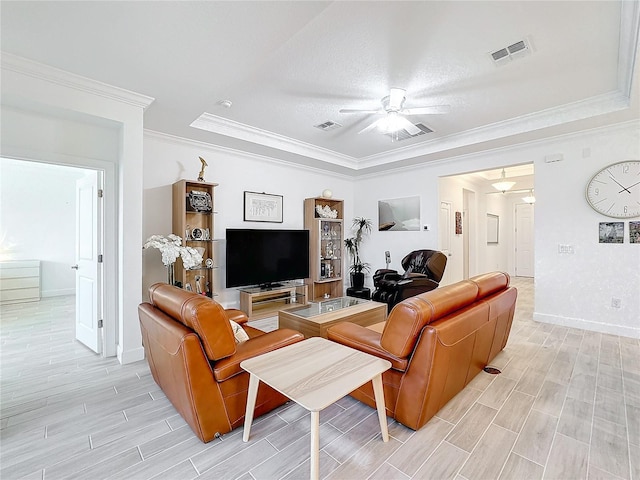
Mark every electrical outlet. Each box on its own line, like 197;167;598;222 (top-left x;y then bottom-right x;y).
558;244;575;254
611;298;622;309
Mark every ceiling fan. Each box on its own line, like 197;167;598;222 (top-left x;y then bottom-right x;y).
339;87;450;136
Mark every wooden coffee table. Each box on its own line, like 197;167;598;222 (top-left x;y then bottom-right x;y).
278;296;386;338
241;337;391;480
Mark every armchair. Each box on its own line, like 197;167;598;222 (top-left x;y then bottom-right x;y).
372;249;447;311
138;283;304;442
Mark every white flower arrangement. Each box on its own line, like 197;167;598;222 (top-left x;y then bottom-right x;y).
143;234;203;270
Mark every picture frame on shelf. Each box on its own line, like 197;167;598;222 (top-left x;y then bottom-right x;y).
244;191;283;223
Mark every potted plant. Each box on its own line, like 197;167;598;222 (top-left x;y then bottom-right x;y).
344;217;372;289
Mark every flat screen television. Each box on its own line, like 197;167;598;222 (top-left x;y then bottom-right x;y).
225;228;310;288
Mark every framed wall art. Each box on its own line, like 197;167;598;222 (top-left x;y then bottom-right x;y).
599;222;624;243
487;214;499;244
630;221;640;244
455;211;462;235
244;191;283;223
378;196;420;231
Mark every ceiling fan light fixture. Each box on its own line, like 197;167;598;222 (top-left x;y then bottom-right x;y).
379;112;405;133
492;169;515;192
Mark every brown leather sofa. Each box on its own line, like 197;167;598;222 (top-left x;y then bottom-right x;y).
138;283;304;442
327;271;517;431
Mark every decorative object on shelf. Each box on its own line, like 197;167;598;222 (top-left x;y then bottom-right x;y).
315;204;338;218
197;156;208;182
487;214;499;244
599;222;624;243
194;247;206;266
244;191;283;223
586;161;640;218
322;189;333;198
205;258;214;268
144;234;203;285
191;227;204;240
344;217;372;288
455;211;462;235
630;221;640;244
378;196;420;231
187;190;213;212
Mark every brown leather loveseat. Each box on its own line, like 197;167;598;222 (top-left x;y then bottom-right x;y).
327;271;517;430
138;283;304;442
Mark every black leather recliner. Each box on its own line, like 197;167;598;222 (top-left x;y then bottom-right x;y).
372;249;447;311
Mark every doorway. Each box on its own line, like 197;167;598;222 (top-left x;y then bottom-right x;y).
0;157;115;356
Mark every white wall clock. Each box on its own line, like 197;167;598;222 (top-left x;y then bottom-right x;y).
585;160;640;218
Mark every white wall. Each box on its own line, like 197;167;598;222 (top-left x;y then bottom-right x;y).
355;120;640;338
142;132;356;309
1;55;150;363
0;158;86;296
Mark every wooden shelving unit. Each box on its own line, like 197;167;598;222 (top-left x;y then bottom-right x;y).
304;197;344;301
172;180;218;297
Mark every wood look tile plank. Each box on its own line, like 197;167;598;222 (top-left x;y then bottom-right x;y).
436;386;483;424
324;435;402;480
544;432;589;480
195;439;278;480
589;417;630;479
476;376;517;410
493;390;535;433
498;452;543;480
458;424;517;480
512;409;558;465
412;441;469;480
557;396;593;444
386;416;454;477
148;459;198;480
532;380;567;417
446;403;498;452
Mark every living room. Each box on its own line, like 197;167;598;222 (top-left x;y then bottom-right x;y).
1;2;639;478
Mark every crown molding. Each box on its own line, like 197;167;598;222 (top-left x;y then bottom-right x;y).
357;90;631;168
619;0;640;97
1;53;155;110
190;113;358;168
143;129;354;180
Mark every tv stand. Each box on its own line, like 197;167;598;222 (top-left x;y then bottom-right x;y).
239;283;308;320
259;282;283;290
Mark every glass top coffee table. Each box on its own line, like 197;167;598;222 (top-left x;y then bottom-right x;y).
278;296;386;338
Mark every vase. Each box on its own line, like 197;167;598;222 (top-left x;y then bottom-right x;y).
167;263;175;286
351;272;365;289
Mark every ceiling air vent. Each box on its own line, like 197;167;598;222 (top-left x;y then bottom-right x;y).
385;123;433;142
314;120;342;131
489;37;531;65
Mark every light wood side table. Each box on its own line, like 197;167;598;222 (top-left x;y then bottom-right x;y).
241;337;391;480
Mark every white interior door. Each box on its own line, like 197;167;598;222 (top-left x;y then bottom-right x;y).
75;171;102;353
439;201;453;285
515;203;535;277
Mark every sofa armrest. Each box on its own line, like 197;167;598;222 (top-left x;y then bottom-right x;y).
213;328;304;382
327;322;408;372
225;308;249;325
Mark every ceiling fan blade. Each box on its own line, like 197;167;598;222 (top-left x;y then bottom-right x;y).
395;115;421;136
402;105;451;115
388;88;406;110
339;108;383;114
357;118;385;134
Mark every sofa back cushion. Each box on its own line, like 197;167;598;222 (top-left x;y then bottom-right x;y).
381;280;479;357
149;283;235;361
469;271;510;299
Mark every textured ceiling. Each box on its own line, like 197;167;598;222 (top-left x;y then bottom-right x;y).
1;1;638;175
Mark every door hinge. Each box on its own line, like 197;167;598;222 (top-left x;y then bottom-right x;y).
98;254;103;263
98;319;103;328
98;189;103;198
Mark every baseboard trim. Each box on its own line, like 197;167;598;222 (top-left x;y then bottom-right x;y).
534;312;640;339
41;288;75;297
117;345;145;365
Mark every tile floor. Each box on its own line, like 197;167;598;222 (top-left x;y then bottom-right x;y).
1;277;639;479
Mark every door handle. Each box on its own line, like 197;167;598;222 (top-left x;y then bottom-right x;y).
71;264;79;270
